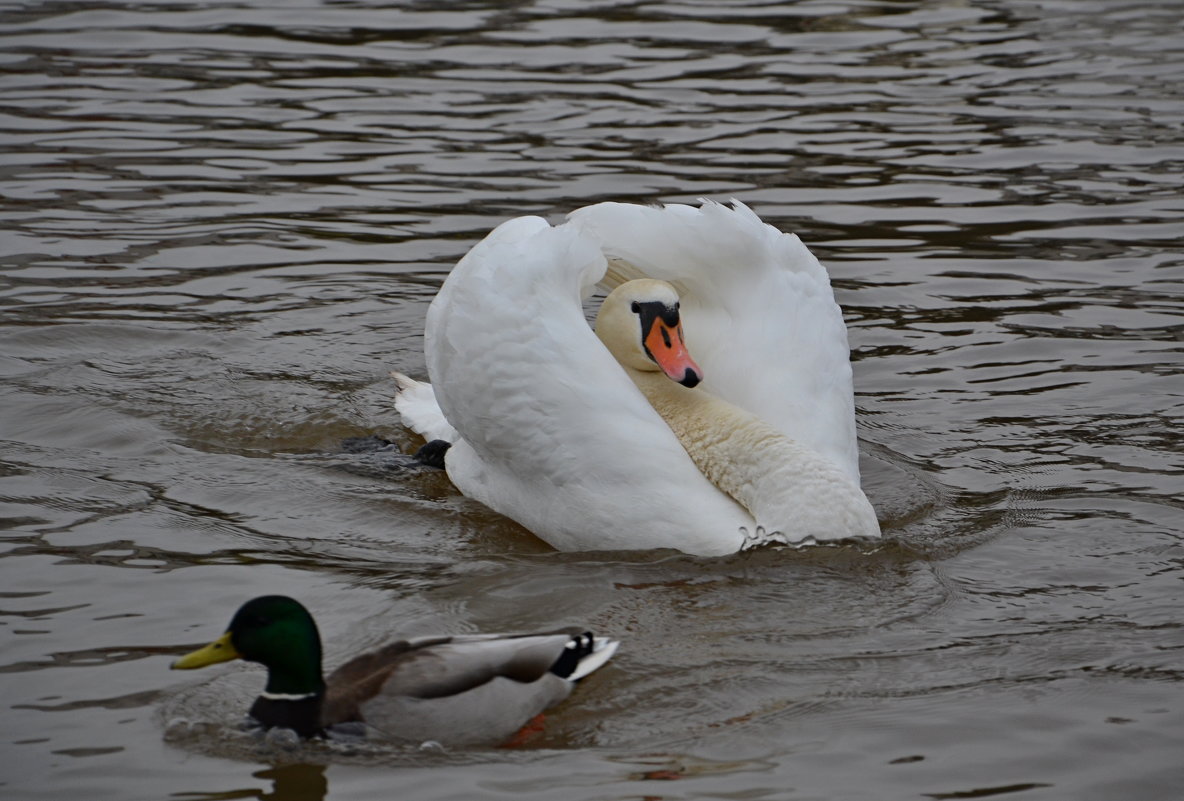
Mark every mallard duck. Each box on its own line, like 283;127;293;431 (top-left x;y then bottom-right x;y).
171;595;619;745
392;200;880;555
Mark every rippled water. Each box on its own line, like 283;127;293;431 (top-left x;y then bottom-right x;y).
2;0;1182;799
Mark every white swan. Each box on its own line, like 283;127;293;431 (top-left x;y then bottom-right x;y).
393;200;880;556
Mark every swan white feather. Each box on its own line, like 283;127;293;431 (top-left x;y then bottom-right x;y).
390;373;456;443
394;200;879;556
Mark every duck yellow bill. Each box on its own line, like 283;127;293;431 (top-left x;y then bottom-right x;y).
171;632;241;670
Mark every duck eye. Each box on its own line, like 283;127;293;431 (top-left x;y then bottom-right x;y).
631;301;640;314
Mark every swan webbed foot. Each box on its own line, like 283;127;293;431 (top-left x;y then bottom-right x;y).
414;439;451;469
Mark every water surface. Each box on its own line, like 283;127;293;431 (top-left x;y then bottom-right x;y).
2;1;1182;799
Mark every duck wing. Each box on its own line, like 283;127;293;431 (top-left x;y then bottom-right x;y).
324;631;618;745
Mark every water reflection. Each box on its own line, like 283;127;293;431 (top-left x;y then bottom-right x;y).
174;764;327;801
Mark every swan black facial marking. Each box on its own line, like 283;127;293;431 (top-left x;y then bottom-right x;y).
633;300;680;362
633;300;680;328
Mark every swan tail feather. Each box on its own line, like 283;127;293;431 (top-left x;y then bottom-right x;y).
391;371;458;443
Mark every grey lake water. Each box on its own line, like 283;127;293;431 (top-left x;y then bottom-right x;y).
1;0;1182;799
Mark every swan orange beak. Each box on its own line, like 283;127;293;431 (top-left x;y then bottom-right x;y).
644;318;703;388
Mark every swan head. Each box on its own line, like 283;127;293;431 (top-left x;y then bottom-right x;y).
595;279;703;388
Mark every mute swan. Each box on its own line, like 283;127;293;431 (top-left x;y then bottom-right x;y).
393;200;880;556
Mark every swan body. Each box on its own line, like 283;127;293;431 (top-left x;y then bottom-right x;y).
394;200;880;556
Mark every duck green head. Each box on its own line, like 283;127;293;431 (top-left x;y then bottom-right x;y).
172;595;326;697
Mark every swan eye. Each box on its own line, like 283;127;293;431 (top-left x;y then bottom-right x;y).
631;301;640;314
